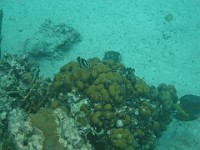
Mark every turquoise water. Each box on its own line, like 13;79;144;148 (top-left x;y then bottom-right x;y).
1;0;200;96
0;0;200;149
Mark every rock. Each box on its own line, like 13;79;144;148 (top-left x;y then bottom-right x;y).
23;19;80;60
103;51;122;62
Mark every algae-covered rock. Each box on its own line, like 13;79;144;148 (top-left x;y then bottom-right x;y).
2;109;44;150
23;19;80;60
30;108;65;150
30;107;93;150
2;107;93;150
103;51;122;62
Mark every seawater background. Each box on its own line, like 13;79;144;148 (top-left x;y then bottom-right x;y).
0;0;200;149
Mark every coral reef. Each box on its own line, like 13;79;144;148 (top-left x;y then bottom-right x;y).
0;55;182;150
2;108;92;150
51;57;179;149
29;107;93;150
0;54;51;113
0;54;51;144
2;109;44;150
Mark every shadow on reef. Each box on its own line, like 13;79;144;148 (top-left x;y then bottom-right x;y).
0;54;189;150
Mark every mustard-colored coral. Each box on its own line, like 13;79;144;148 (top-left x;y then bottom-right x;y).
104;111;113;120
139;105;151;118
94;103;103;111
134;77;149;96
123;115;131;125
152;121;160;131
135;129;145;138
110;128;134;150
90;63;110;78
86;84;110;102
52;61;91;92
50;57;179;150
104;103;112;110
92;111;103;127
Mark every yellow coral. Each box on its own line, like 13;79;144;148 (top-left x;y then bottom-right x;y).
110;128;134;150
123;115;131;125
72;68;81;80
139;106;151;118
134;77;149;96
104;111;113;120
104;104;112;111
152;121;160;131
50;57;178;150
135;129;145;137
86;84;110;102
86;85;101;101
92;111;103;127
94;103;103;111
90;63;110;78
80;69;90;81
75;80;85;91
52;73;65;90
64;73;72;86
115;139;127;149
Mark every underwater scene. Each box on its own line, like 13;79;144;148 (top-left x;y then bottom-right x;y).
0;0;200;150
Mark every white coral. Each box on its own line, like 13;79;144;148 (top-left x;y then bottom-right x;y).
8;109;44;150
54;107;93;150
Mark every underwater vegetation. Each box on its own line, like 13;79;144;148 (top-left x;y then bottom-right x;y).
0;54;186;150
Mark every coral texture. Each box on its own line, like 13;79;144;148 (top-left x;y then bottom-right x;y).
0;55;182;150
51;58;178;149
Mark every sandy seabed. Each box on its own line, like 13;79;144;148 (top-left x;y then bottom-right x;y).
1;0;200;149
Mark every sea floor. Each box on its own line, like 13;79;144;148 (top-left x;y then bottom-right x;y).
156;118;200;150
1;0;200;149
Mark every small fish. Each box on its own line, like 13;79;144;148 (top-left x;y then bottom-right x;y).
77;56;90;69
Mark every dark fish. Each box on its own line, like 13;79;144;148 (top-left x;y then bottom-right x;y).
77;56;90;69
175;94;200;121
180;95;200;115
